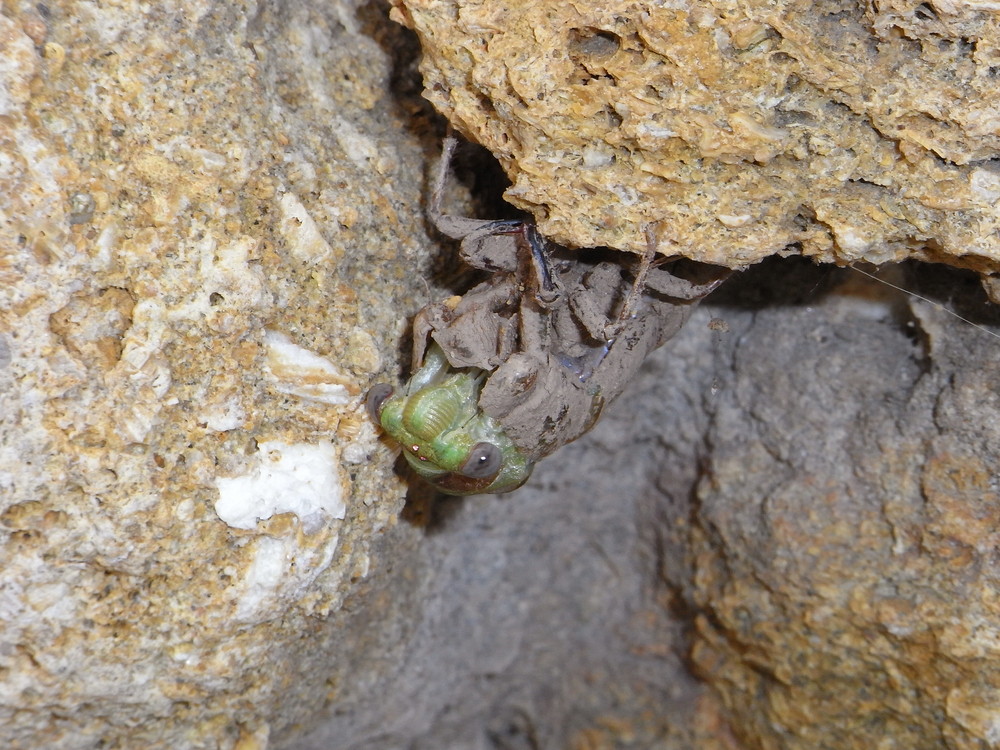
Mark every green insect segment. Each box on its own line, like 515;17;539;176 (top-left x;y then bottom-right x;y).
367;344;534;495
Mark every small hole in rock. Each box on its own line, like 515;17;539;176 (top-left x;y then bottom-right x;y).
567;27;621;59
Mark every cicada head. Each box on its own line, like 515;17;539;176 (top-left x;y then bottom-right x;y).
366;344;533;495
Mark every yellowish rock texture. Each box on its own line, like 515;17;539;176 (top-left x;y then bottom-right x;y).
5;0;1000;748
393;0;1000;276
0;0;436;746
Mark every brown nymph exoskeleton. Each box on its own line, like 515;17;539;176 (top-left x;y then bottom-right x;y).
367;134;729;494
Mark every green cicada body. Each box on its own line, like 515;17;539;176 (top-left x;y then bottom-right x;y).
367;344;533;495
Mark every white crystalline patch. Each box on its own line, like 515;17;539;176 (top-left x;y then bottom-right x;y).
263;329;356;405
236;536;290;619
200;235;266;311
214;440;345;530
716;213;754;228
636;122;677;139
581;146;613;168
835;228;870;254
971;166;1000;206
201;397;245;433
332;117;380;169
232;531;341;622
0;16;37;116
278;192;333;263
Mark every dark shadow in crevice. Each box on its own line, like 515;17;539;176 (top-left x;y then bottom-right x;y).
399;475;469;533
709;255;1000;343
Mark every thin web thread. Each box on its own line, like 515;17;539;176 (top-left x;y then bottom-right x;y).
850;265;1000;343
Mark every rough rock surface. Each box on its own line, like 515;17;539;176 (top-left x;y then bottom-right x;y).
392;0;1000;278
0;0;439;746
678;263;1000;750
4;1;1000;749
290;261;1000;750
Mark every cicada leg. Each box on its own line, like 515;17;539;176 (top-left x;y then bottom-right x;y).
607;223;661;341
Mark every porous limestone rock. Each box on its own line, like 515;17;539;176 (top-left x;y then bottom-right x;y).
392;0;1000;280
0;1;438;747
6;1;1000;749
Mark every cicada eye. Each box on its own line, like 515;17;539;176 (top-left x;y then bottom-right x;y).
365;383;394;425
460;442;502;479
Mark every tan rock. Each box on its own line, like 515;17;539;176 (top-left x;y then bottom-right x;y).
0;1;435;746
5;0;1000;747
393;0;1000;281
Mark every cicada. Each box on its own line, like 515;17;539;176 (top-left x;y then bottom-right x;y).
367;137;728;495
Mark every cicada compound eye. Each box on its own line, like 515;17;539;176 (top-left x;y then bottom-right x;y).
365;383;395;425
460;441;503;479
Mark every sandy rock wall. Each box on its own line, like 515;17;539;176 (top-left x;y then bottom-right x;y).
393;0;1000;277
673;264;1000;750
0;1;435;747
4;1;1000;749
